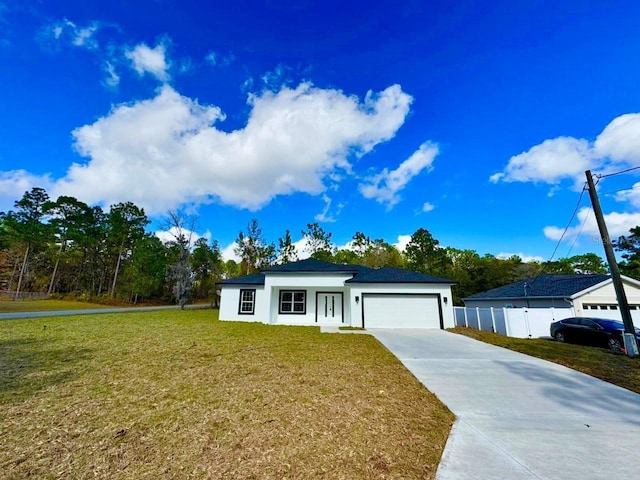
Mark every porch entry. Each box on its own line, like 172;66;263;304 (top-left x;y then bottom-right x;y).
316;292;343;323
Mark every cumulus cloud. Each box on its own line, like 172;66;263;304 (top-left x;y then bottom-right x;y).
615;182;640;208
220;242;240;262
394;234;412;252
490;137;592;187
492;113;640;188
422;202;435;212
543;206;640;242
359;141;438;208
0;170;53;212
37;83;411;214
125;42;170;81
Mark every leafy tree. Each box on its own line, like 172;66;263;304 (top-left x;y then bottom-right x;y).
43;195;93;294
615;227;640;280
3;188;51;298
405;228;451;276
234;219;275;274
277;229;298;264
106;202;149;298
363;239;403;268
569;253;607;274
120;235;167;303
333;247;360;265
301;222;334;261
191;237;222;299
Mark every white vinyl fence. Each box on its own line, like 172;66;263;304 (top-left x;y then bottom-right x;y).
454;306;574;338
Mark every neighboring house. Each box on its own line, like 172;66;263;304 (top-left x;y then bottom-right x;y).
217;258;455;329
463;274;640;322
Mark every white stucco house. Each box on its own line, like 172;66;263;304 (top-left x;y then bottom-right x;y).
217;258;456;329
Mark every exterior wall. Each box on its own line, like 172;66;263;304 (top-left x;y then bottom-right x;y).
265;273;352;326
218;285;267;322
573;280;640;326
348;283;455;329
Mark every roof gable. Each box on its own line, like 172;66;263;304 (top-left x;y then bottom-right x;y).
464;274;611;300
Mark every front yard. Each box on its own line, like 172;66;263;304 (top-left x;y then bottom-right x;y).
1;310;453;479
450;327;640;394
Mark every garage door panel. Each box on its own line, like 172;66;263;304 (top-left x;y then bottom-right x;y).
363;294;441;329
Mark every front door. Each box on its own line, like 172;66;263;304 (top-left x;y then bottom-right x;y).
317;293;343;323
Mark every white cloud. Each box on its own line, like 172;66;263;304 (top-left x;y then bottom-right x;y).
41;19;101;51
314;194;344;223
422;202;435;212
543;206;640;242
0;170;53;212
43;83;411;214
155;226;207;248
394;234;412;252
359;141;438;208
492;112;640;188
615;182;640;208
125;42;170;81
490;137;592;187
102;61;120;87
594;113;640;163
220;242;240;262
496;252;544;263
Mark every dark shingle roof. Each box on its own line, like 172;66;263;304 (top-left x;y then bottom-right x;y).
263;258;367;273
464;274;610;300
347;267;454;284
216;273;265;286
218;259;454;286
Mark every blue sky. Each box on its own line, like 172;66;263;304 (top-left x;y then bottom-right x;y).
3;0;640;262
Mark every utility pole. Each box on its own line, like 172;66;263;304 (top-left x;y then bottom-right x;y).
585;170;639;357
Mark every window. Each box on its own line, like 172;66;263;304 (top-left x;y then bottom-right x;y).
238;289;256;315
279;290;306;314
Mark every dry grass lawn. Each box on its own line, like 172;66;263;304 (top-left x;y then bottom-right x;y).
450;327;640;394
1;310;453;479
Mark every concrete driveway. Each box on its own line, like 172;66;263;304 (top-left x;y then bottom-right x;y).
369;329;640;480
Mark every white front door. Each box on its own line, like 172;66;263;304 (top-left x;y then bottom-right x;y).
317;293;343;323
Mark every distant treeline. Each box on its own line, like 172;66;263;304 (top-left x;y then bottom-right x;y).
3;187;639;306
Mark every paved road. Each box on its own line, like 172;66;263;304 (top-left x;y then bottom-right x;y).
0;304;209;320
369;329;640;480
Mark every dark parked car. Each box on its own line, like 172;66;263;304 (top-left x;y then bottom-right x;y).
550;317;640;351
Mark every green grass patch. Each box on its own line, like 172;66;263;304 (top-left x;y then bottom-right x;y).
1;311;453;479
449;327;640;394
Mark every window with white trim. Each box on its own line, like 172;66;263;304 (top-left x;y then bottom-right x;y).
238;289;256;315
279;290;306;314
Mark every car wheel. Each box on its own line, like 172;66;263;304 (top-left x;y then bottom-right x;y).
608;337;623;352
554;331;565;343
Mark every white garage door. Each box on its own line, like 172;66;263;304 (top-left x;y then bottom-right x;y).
362;294;441;329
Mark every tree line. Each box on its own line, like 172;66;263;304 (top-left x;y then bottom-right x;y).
3;187;639;306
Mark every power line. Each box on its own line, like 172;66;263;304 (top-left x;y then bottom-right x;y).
529;183;588;287
596;165;640;179
547;183;588;263
565;206;591;258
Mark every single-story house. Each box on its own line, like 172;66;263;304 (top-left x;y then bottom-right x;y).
217;258;455;329
463;273;640;323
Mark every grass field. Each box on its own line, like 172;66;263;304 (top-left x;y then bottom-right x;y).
1;310;453;479
450;327;640;394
